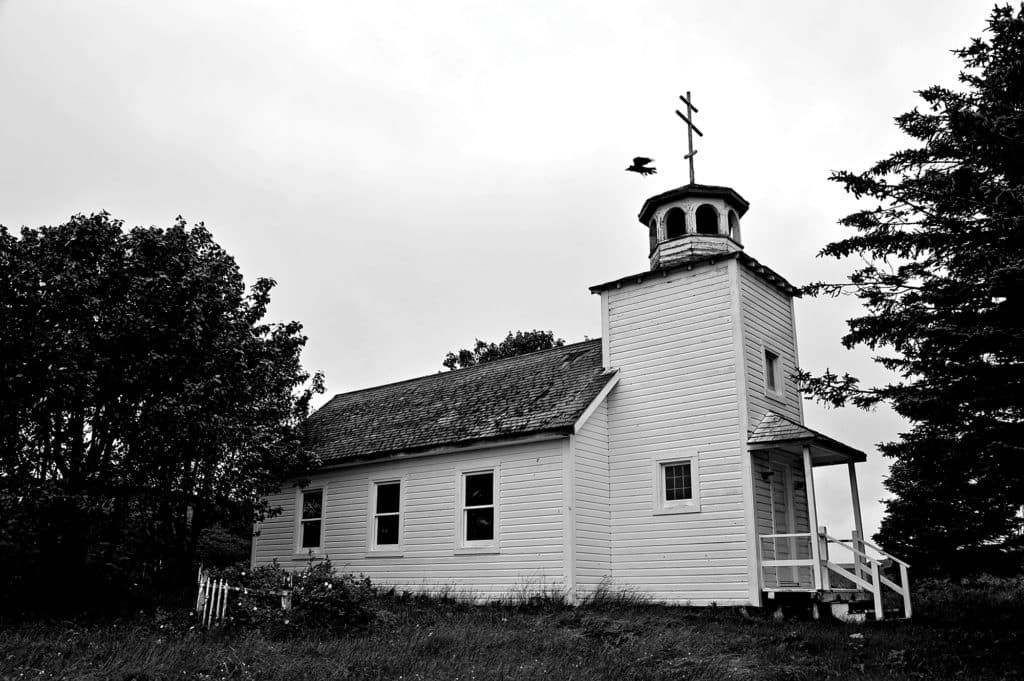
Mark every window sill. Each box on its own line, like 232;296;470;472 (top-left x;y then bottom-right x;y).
292;551;326;560
454;546;500;556
653;505;701;516
365;549;404;558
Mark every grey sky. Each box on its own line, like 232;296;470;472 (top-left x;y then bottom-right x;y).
0;0;987;541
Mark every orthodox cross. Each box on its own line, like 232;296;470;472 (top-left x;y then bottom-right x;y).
675;91;703;185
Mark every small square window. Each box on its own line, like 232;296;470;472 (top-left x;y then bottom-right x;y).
299;488;324;550
664;462;693;501
764;349;783;397
653;457;700;514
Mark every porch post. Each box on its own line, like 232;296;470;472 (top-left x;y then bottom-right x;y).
848;461;866;581
802;445;822;591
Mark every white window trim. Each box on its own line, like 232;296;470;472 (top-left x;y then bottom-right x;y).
652;454;701;515
366;475;406;557
454;462;501;554
761;343;785;401
294;484;327;557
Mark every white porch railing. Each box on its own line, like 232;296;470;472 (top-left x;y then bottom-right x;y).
820;531;912;620
758;529;912;620
759;532;817;590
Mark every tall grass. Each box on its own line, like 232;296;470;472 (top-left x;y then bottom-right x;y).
3;577;1023;680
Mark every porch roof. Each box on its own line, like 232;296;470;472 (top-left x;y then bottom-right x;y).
748;411;866;465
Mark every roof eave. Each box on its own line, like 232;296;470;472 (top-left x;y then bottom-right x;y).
748;436;867;464
637;184;751;225
313;426;574;470
589;251;801;297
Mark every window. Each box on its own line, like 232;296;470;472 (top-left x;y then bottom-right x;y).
372;481;401;547
695;203;719;235
665;207;686;239
728;210;740;241
764;348;783;397
458;469;498;550
664;462;692;501
648;218;658;253
653;456;700;513
299;488;324;550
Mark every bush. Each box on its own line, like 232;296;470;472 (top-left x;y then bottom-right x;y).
195;524;252;569
912;575;1024;627
207;559;374;635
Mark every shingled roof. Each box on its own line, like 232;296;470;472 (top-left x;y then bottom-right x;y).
748;411;866;463
305;339;616;465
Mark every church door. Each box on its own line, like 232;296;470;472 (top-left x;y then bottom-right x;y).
769;459;797;586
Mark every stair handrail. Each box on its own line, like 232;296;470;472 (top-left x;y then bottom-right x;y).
856;536;911;568
820;532;913;620
823;534;911;569
823;535;875;564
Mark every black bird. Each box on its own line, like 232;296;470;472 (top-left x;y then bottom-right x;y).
626;157;657;175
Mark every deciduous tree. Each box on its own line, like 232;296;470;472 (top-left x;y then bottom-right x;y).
443;330;565;370
0;213;323;612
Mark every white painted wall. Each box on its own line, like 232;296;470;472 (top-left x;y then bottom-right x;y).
572;400;611;596
253;438;568;600
738;265;804;432
253;256;810;606
603;263;752;605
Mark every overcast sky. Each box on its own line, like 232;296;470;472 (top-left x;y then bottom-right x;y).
0;0;989;541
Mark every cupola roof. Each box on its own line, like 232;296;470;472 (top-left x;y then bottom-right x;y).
638;183;750;225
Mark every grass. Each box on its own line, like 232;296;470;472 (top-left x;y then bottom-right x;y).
2;578;1023;681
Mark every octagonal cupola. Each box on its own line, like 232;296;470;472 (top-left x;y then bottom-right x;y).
639;183;749;271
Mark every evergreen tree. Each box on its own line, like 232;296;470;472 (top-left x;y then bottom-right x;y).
801;5;1024;573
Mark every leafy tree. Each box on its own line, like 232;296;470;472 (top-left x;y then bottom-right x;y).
443;330;566;370
0;213;323;613
800;5;1024;574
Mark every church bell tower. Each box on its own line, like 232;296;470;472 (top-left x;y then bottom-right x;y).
640;183;748;270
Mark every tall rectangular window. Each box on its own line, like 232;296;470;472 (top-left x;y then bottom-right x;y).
373;481;401;546
463;471;494;543
300;489;323;549
764;349;782;396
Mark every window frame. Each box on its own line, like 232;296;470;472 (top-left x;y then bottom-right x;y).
763;345;785;400
294;485;327;556
366;476;405;556
652;454;701;515
454;463;500;554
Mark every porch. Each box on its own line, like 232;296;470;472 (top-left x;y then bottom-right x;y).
749;412;912;620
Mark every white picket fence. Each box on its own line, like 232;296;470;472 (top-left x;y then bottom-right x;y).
195;568;292;627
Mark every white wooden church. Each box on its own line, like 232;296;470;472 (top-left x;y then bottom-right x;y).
252;182;912;618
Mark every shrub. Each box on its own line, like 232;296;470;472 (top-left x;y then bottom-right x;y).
207;559;374;635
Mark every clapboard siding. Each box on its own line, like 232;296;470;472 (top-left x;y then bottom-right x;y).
572;401;611;596
739;266;803;432
604;264;752;605
252;438;567;600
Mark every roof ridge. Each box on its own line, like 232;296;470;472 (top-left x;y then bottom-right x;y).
316;338;602;410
